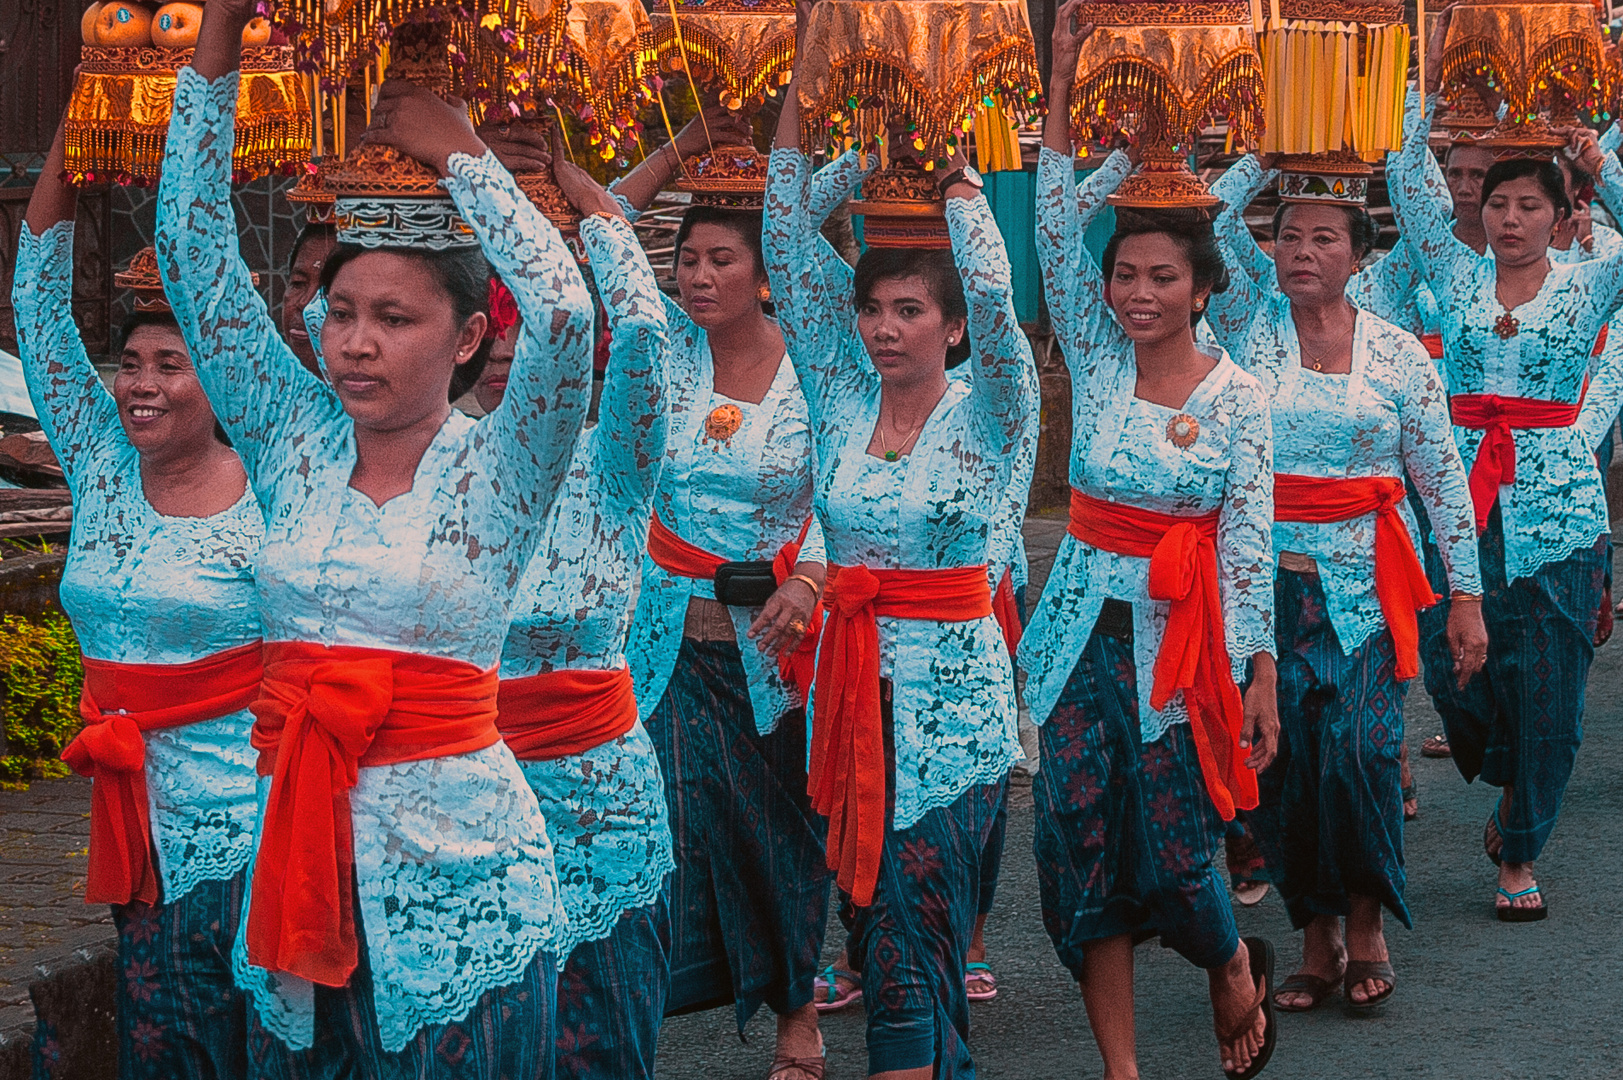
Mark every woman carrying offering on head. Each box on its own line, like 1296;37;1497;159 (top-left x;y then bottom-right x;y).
13;109;263;1080
1019;6;1282;1078
1385;7;1623;923
154;1;593;1072
760;7;1039;1073
1205;142;1487;1013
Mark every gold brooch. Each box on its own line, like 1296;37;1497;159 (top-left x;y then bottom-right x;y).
1493;312;1520;340
1166;413;1200;449
704;404;743;443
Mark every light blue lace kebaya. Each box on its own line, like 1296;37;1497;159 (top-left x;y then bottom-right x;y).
762;147;1037;828
1204;170;1483;653
155;65;592;1052
11;221;262;908
1019;146;1277;740
1388;89;1623;582
499;213;675;959
617;161;889;738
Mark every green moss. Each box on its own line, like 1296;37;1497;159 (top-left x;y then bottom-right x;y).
0;614;83;791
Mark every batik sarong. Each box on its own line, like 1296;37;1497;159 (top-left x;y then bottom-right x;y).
554;900;669;1080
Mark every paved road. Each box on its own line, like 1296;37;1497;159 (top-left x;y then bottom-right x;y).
655;516;1623;1079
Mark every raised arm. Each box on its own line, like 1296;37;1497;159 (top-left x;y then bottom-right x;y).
1217;379;1276;672
949;193;1039;439
1569;143;1623;320
157;17;338;485
1386;87;1473;300
1204;215;1267;357
1397;342;1482;595
608;104;754;214
579;214;670;508
1211;154;1278;286
1579;317;1623;451
13;122;119;485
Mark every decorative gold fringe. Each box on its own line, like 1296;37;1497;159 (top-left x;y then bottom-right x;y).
1440;33;1610;126
798;38;1041;164
1259;21;1409;159
61;49;309;184
1069;47;1264;151
651;16;796;111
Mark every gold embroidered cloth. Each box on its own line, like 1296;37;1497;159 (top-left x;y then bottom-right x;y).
651;1;796;111
794;0;1040;160
63;46;308;183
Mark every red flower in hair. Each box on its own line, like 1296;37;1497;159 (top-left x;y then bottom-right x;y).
486;278;520;341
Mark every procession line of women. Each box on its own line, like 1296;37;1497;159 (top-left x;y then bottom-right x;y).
15;0;1623;1078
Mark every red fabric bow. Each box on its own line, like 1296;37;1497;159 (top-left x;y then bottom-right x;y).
808;564;992;906
1274;475;1439;681
246;642;500;988
1450;388;1583;533
1067;488;1257;821
63;642;265;906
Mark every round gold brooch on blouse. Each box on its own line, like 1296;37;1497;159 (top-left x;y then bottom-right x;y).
1166;413;1201;449
705;404;744;443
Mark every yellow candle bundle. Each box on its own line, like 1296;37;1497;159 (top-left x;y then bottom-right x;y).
1260;19;1408;158
972;92;1023;173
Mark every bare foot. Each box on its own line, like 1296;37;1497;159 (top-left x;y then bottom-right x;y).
1211;942;1265;1076
770;1003;823;1079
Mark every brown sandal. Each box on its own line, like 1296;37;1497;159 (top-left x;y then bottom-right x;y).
1218;937;1277;1079
1273;972;1337;1013
767;1055;826;1080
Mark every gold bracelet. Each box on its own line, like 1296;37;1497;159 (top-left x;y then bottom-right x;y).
1450;591;1483;603
785;573;821;600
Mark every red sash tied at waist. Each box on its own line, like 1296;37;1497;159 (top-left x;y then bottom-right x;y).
1067;488;1258;820
647;513;823;703
62;641;264;906
992;568;1022;657
808;564;992;907
246;641;501;989
1450;390;1583;534
1274;475;1439;682
496;667;638;760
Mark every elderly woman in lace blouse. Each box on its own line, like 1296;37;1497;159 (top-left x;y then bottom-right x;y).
13;109;262;1080
1388;19;1623;922
1206;150;1487;1015
154;3;592;1074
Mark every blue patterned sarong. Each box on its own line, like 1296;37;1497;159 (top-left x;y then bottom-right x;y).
1418;509;1605;865
645;639;832;1029
1033;627;1240;976
1274;568;1411;929
554;900;668;1080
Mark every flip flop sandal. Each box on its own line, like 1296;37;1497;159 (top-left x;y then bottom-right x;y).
766;1056;826;1080
1496;884;1549;923
1421;733;1452;758
964;961;998;1001
1343;960;1396;1016
1234;881;1270;907
1220;936;1277;1080
1484;809;1504;867
813;965;861;1013
1273;972;1337;1013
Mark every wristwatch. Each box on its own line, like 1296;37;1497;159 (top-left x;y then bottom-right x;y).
937;165;985;194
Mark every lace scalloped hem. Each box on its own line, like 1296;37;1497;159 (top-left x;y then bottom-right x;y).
375;923;557;1053
551;855;676;964
1506;528;1611;588
892;742;1022;835
161;843;253;910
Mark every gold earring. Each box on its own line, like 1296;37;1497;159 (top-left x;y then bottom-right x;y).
758;285;772;302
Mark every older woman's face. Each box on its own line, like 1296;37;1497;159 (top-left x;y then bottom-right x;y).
113;323;223;458
473;319;521;414
1274;204;1362;309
